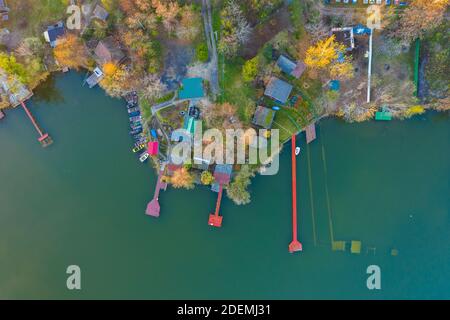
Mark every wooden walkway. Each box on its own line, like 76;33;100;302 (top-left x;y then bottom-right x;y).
305;123;316;144
146;171;168;218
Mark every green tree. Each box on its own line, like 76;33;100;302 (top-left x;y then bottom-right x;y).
242;56;259;82
200;171;214;185
226;165;255;205
0;53;29;84
196;42;209;63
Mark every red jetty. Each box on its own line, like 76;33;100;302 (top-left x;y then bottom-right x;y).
208;164;233;228
20;100;53;147
289;135;303;253
146;171;167;218
208;184;224;227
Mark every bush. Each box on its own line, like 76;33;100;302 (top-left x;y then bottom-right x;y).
196;42;209;62
242;56;259;82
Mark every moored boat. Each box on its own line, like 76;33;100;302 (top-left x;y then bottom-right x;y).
139;152;149;163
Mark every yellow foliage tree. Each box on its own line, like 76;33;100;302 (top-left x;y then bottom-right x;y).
103;62;118;76
53;34;88;70
200;171;214;185
171;167;195;189
304;35;345;70
329;57;354;80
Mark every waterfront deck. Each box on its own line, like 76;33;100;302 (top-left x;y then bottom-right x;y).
305;123;316;144
146;171;167;218
208;184;224;228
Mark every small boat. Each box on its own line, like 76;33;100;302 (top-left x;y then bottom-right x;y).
139;152;149;163
127;107;140;114
295;147;301;156
133;143;146;153
130;124;142;131
129;115;142;122
128;111;141;118
130;128;143;135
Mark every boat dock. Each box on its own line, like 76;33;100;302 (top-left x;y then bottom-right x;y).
20;100;53;147
208;184;224;228
289;135;302;253
305;123;316;144
146;170;168;218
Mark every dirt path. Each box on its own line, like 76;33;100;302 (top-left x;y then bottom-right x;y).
202;0;219;96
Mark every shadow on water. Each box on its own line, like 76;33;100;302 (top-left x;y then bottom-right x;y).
33;75;65;104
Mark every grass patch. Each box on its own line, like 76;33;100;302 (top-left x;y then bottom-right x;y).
6;0;69;38
219;56;257;124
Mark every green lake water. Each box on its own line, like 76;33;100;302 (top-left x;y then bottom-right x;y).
0;72;449;299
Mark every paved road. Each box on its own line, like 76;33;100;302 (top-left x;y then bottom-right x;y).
202;0;219;96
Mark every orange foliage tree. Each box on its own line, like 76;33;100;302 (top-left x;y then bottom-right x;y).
53;34;88;70
170;167;195;189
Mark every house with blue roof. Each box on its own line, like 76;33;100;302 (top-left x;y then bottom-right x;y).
179;78;205;100
43;22;66;48
264;77;293;104
277;55;306;79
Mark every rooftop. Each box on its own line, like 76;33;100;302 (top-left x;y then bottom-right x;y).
214;164;233;185
179;78;204;100
252;106;276;129
264;77;293;104
277;55;306;79
93;5;109;21
44;22;65;47
94;36;126;65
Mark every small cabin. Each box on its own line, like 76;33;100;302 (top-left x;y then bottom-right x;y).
264;77;293;104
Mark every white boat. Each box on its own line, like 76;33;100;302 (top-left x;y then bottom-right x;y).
139;152;149;163
295;147;301;156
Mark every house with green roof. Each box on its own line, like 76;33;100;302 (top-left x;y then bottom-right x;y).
179;78;205;100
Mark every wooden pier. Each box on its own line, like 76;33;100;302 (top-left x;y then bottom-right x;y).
208;184;224;228
146;171;168;218
305;123;316;144
289;135;302;253
20;100;53;147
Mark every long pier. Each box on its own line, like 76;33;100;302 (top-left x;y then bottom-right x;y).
208;184;224;227
289;135;302;253
20;100;53;147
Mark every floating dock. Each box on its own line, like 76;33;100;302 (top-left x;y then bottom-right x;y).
305;123;316;144
20;100;53;147
289;135;302;253
146;171;167;218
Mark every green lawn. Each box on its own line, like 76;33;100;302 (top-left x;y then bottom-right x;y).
7;0;69;37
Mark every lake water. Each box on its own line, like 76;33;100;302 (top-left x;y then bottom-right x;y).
0;72;449;299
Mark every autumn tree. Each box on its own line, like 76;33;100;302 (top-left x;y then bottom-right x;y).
140;73;167;102
152;0;180;33
170;167;195;189
304;35;345;70
218;0;252;57
175;5;201;41
200;171;214;185
226;165;255;205
393;0;448;43
242;56;260;82
0;52;29;84
329;56;354;80
53;34;88;70
100;64;133;97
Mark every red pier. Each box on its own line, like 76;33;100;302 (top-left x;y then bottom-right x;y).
289;135;303;253
208;184;224;227
20;100;53;147
146;171;167;218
